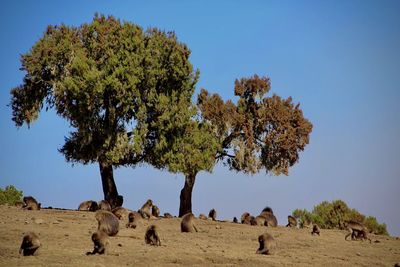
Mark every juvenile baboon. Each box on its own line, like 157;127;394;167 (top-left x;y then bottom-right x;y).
344;221;371;243
86;230;109;255
233;217;238;223
241;212;252;225
98;200;112;211
95;210;119;236
311;224;320;235
145;225;161;246
78;200;98;212
112;206;129;221
181;213;198;233
264;213;278;227
199;213;208;220
126;211;142;229
164;213;173;218
19;232;41;256
139;199;153;219
152;205;160;218
256;232;276;255
23;196;41;210
208;209;217;221
286;215;297;227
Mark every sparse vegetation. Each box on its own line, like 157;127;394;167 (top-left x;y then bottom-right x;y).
0;185;23;205
292;199;388;235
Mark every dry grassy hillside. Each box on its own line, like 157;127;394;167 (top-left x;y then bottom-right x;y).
0;205;399;266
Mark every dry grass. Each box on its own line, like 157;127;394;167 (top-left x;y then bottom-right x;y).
0;205;399;266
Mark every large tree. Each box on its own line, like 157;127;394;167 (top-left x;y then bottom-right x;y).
10;14;197;208
168;75;313;216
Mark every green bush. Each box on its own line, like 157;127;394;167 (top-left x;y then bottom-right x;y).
292;199;388;235
0;185;23;205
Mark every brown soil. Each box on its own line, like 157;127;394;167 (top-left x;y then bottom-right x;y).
0;205;399;266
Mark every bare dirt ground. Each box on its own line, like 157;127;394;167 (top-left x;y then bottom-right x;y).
0;205;399;267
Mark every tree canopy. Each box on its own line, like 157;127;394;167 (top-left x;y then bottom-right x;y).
10;14;198;207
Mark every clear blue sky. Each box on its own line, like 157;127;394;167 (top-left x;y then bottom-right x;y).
1;1;399;235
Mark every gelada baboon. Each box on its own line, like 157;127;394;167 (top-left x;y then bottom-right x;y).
112;206;129;220
86;230;109;255
286;215;297;227
139;199;153;219
344;221;371;243
181;213;198;233
264;213;278;227
199;214;208;220
95;210;119;236
311;224;320;235
126;211;142;229
78;200;98;212
19;232;41;256
145;225;161;246
152;205;160;218
256;232;276;255
164;213;173;218
23;196;41;210
241;212;252;225
233;217;238;223
251;215;266;226
98;200;112;211
208;209;217;221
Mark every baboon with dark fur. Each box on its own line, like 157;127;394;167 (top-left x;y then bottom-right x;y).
208;209;217;221
23;196;41;210
181;213;198;233
95;210;119;236
19;232;41;256
145;225;161;246
311;224;320;235
139;199;153;219
256;232;276;255
241;212;252;225
286;215;297;227
344;221;371;243
260;207;274;216
233;217;238;223
98;200;111;211
86;230;109;255
126;211;142;229
152;205;160;218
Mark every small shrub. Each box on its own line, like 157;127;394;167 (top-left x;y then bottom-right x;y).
0;185;23;205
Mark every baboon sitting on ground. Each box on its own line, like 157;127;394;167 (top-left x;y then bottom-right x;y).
311;224;320;235
95;210;119;236
256;232;276;255
19;232;41;256
286;215;297;227
126;211;142;229
139;199;153;219
98;200;111;211
152;205;160;217
86;230;109;255
181;213;198;233
208;209;217;221
145;225;161;246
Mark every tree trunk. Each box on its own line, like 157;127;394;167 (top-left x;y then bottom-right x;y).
99;161;122;209
179;173;197;217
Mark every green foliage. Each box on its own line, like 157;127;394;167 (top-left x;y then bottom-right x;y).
0;185;23;205
292;199;388;235
10;14;197;168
